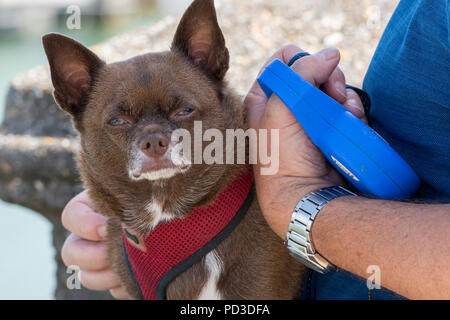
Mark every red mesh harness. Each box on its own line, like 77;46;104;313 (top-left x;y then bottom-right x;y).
122;169;254;300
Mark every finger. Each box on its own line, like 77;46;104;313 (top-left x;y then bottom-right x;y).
343;88;368;123
110;286;132;300
261;48;342;125
247;46;341;129
290;47;341;87
257;44;306;78
62;190;107;241
61;233;109;270
80;268;122;291
321;66;347;104
246;44;305;128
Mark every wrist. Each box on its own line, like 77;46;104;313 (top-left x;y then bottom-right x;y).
295;182;336;202
309;194;357;256
285;186;357;273
258;179;335;239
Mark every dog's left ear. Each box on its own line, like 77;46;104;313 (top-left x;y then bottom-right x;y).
172;0;229;80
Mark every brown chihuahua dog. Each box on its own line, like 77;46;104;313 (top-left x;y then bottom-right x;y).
43;0;304;299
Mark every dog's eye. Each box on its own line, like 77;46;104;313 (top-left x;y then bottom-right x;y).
108;117;131;127
175;107;194;117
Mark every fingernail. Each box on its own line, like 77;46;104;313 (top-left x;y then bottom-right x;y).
98;225;107;239
335;81;347;99
347;99;364;112
317;48;339;61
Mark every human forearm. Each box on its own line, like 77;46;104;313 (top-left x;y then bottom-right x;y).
312;196;450;299
246;45;449;300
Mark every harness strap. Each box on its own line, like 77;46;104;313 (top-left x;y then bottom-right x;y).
122;169;254;300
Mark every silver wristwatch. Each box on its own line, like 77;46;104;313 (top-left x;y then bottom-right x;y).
286;186;356;274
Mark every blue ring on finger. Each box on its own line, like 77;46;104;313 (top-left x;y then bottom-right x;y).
287;52;311;67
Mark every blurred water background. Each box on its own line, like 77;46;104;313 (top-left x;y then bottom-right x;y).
0;0;191;299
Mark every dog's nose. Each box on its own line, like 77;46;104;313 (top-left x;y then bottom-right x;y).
140;133;169;158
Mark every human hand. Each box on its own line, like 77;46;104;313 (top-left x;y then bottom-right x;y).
245;45;366;239
61;190;130;299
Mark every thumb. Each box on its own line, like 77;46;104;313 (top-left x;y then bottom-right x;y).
290;47;341;87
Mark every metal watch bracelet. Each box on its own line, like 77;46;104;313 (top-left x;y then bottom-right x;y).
286;186;356;274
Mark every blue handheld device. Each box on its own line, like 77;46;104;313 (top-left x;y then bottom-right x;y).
257;59;420;199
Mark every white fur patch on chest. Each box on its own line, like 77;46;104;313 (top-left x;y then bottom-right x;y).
146;200;175;230
197;250;223;300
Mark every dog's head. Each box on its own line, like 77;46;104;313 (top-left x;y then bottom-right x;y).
43;0;242;190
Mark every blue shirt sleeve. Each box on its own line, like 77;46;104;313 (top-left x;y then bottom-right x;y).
363;0;450;203
308;0;450;300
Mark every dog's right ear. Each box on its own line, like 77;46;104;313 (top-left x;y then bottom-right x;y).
42;33;105;119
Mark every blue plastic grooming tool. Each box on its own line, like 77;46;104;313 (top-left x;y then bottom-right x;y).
257;59;420;199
